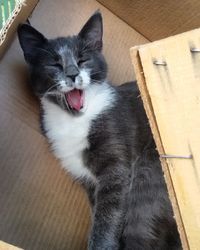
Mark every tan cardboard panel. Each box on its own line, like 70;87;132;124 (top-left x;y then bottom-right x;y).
0;0;148;249
130;48;189;250
98;0;200;41
0;0;39;59
0;241;23;250
130;28;200;249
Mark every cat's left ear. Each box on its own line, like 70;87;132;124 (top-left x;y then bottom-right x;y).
78;11;103;51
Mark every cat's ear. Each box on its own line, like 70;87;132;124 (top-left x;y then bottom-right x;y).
78;11;103;51
17;24;47;62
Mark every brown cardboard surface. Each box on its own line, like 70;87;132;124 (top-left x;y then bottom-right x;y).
98;0;200;41
0;0;148;249
0;0;39;59
130;28;200;249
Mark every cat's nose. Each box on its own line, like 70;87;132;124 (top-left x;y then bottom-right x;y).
66;65;79;82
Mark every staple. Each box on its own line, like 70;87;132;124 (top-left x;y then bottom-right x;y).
190;48;200;53
153;60;167;66
160;154;193;159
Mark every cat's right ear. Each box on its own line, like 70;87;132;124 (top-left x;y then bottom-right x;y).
17;24;47;63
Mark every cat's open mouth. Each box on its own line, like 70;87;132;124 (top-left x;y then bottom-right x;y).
64;89;84;112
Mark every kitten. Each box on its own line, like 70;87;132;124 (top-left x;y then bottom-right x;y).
18;12;182;250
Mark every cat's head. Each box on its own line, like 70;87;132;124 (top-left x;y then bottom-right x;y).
18;12;107;114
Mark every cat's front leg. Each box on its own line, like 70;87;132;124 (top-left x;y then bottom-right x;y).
82;181;96;207
88;166;130;250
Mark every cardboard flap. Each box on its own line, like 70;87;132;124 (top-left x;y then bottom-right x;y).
130;28;200;250
98;0;200;41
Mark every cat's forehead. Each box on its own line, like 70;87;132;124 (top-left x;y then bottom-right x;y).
49;36;80;57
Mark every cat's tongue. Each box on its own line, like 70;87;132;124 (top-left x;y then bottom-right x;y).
66;89;83;111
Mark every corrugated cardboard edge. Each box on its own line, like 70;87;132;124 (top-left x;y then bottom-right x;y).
0;0;26;45
0;0;39;59
0;240;23;250
130;47;189;250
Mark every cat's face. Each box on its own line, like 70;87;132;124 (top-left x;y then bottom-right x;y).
18;12;107;114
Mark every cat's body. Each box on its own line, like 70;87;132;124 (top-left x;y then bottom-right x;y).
18;12;181;250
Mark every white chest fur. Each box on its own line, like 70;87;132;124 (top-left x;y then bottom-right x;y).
41;83;115;182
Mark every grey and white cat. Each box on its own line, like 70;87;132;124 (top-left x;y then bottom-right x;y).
18;12;182;250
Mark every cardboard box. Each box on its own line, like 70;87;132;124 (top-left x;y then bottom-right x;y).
0;0;199;249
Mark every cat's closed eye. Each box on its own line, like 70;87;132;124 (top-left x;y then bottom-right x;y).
77;57;89;66
45;63;63;70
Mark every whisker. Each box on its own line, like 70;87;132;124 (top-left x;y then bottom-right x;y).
57;93;65;111
90;71;106;76
91;80;105;84
43;90;59;98
43;83;60;97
